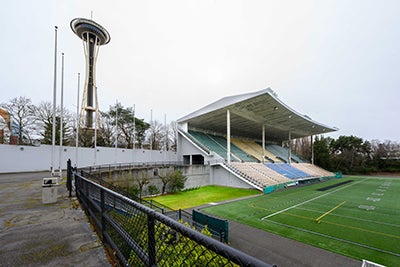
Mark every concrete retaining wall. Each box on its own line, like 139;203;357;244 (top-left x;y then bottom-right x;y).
0;144;178;173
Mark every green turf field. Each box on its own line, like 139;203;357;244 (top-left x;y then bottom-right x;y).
145;185;260;210
202;176;400;266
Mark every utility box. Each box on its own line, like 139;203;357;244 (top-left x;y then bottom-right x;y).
42;178;59;204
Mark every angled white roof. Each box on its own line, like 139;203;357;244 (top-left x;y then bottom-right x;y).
177;88;338;143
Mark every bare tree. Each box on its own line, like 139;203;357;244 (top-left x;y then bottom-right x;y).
97;111;114;147
136;171;150;199
31;101;74;145
162;121;177;151
158;172;172;194
1;97;36;144
291;137;311;161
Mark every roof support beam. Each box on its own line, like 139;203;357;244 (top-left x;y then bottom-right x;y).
262;124;266;164
227;109;231;164
311;135;314;165
288;131;292;164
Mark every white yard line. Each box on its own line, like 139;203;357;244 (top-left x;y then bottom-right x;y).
261;178;367;220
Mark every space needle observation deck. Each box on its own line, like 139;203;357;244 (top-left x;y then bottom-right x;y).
70;18;110;130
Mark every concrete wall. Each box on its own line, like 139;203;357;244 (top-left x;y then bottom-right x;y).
0;142;259;192
102;165;211;195
177;131;223;165
211;164;255;189
0;144;178;173
182;165;211;188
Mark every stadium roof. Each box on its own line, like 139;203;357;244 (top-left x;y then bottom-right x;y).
177;88;338;143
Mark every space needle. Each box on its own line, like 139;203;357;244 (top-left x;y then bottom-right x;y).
70;18;110;132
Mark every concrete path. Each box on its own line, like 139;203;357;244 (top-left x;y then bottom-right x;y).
0;172;110;267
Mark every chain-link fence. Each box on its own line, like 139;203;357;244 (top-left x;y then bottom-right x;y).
77;164;229;243
74;171;274;267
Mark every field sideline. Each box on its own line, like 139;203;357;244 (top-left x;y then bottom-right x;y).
202;176;400;266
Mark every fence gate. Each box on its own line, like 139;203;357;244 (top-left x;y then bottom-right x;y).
192;209;229;243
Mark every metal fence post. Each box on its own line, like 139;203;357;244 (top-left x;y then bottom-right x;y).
67;159;72;197
100;188;106;243
147;215;156;266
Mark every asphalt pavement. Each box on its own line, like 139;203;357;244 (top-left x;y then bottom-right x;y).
0;172;110;267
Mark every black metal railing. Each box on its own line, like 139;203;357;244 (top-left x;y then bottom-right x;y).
79;161;187;175
76;163;229;242
73;171;274;267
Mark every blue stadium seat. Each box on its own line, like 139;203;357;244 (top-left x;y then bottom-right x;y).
265;163;310;179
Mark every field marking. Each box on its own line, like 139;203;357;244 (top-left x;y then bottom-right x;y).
263;218;400;257
261;178;367;220
260;206;400;239
358;205;375;211
321;218;400;239
366;197;381;202
315;201;346;223
296;206;400;228
262;208;400;239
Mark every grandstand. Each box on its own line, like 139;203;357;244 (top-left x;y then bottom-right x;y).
177;88;338;191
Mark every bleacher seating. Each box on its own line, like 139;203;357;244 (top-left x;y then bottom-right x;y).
188;131;257;162
265;163;310;179
266;145;288;162
187;131;334;187
292;163;335;177
266;144;305;163
231;138;263;161
232;138;282;163
208;135;257;162
178;129;211;154
189;131;232;161
230;162;290;186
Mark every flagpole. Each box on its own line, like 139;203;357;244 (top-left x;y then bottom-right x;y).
59;52;65;181
51;26;58;176
75;73;80;168
94;89;97;167
132;104;135;163
114;99;118;164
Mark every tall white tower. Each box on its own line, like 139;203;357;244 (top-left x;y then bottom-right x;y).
70;18;110;130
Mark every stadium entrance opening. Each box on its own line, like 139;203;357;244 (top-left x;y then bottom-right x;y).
183;154;204;165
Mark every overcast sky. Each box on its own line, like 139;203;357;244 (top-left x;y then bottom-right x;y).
1;0;399;142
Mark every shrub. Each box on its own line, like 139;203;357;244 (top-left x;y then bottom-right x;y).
147;184;160;196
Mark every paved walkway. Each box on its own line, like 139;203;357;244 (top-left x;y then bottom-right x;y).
0;172;110;267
